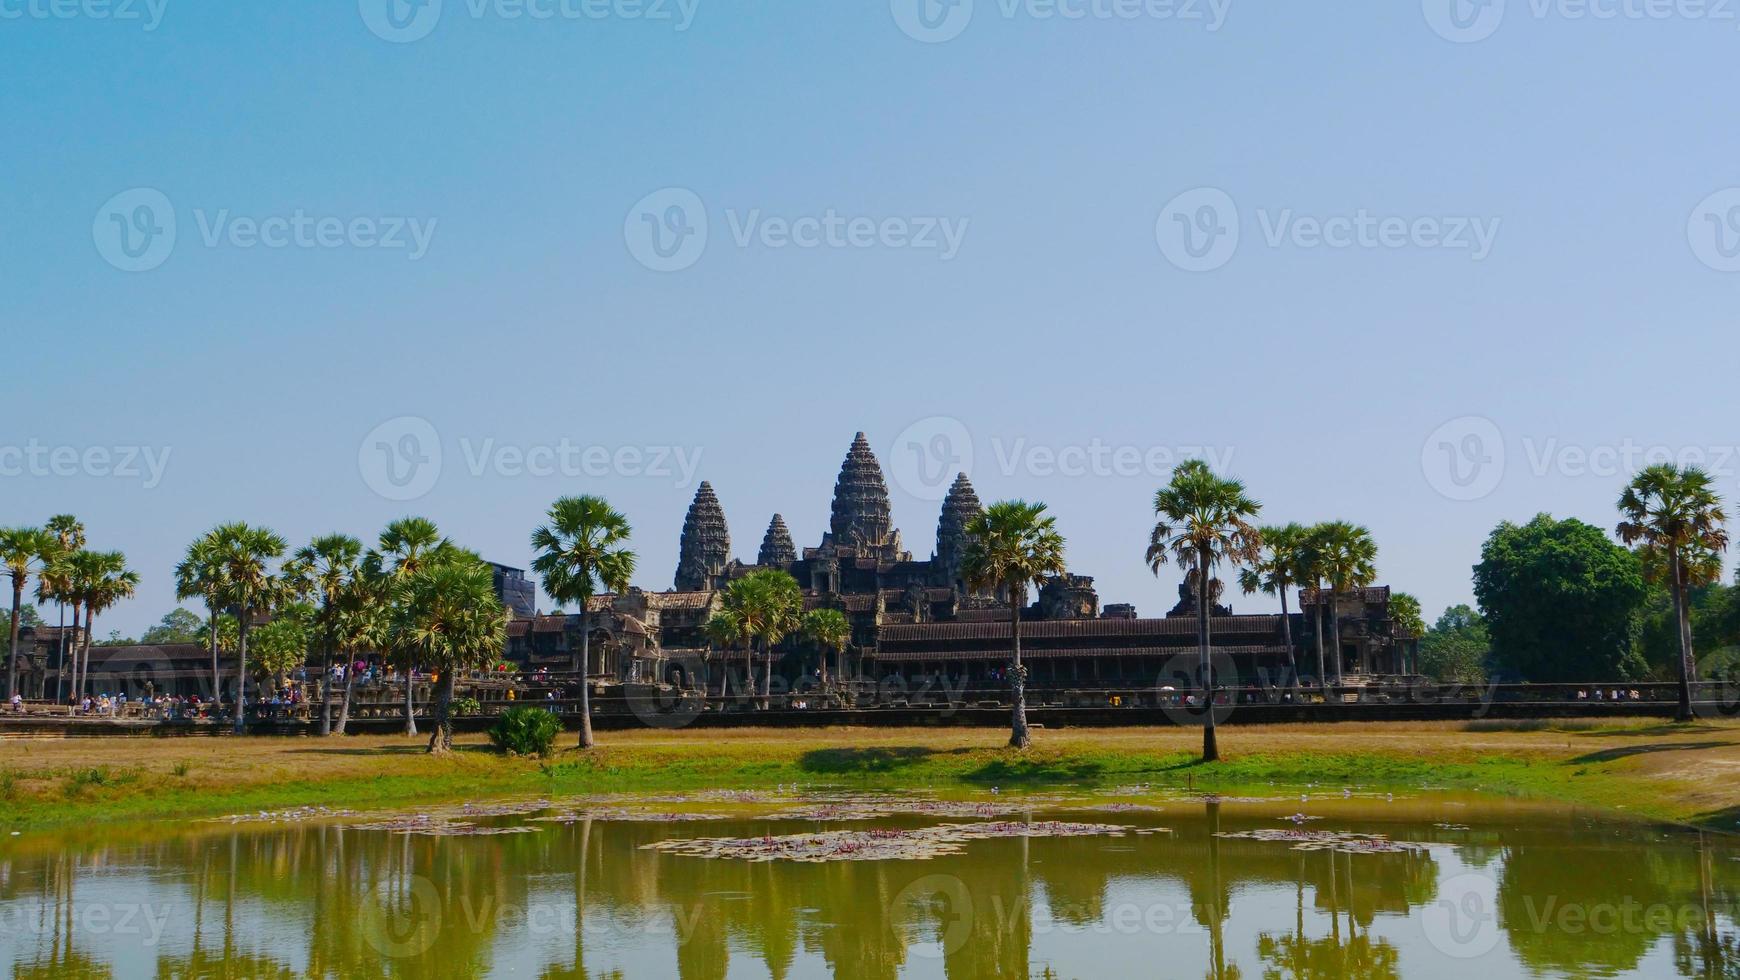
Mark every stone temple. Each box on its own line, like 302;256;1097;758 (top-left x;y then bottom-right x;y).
503;432;1419;692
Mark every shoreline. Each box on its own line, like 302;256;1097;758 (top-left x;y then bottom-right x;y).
3;720;1738;834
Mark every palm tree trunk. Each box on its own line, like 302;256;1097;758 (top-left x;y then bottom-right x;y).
80;606;94;700
335;659;355;735
761;639;774;710
1673;548;1695;721
1008;590;1031;749
1328;588;1345;686
1312;587;1327;696
7;576;23;702
743;645;754;710
234;616;249;734
318;638;333;737
1280;584;1297;691
402;657;417;736
207;608;220;708
577;610;595;749
427;669;456;754
1199;548;1219;763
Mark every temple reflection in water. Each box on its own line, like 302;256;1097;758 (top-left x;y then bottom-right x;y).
2;796;1737;979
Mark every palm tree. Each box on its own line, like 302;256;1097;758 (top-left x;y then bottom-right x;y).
291;535;364;735
801;607;851;688
333;575;387;736
388;554;508;753
40;516;83;702
1313;522;1377;686
1238;522;1307;690
213;523;289;733
530;497;637;750
176;530;234;705
1618;464;1730;720
73;552;139;699
746;570;802;708
1;527;53;700
368;517;453;736
961;500;1068;749
1147;460;1262;763
719;578;769;708
702;605;751;706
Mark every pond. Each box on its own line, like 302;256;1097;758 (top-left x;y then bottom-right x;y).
1;788;1736;978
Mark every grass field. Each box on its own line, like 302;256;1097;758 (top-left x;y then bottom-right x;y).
4;719;1740;833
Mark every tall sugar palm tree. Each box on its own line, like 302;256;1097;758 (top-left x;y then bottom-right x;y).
388;554;508;753
176;530;234;705
37;516;83;703
1148;460;1263;763
291;534;364;735
1618;464;1730;720
801;607;851;688
961;500;1068;749
720;577;770;708
333;574;387;736
367;517;454;736
213;523;289;733
74;551;139;699
746;569;802;708
703;606;750;702
1314;522;1377;686
1;527;53;700
1238;522;1308;689
530;496;636;750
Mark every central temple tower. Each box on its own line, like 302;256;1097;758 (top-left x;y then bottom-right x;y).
825;432;905;559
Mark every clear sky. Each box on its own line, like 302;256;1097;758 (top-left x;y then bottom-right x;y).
4;0;1737;637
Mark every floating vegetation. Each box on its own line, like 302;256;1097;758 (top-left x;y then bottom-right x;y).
1076;803;1165;814
347;815;538;837
1213;829;1430;854
1433;822;1472;831
1281;813;1325;824
531;807;731;823
643;821;1135;863
773;799;1027;821
211;806;359;825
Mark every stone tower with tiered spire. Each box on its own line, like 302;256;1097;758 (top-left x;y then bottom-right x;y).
674;481;731;592
757;514;797;566
933;472;983;591
826;432;904;559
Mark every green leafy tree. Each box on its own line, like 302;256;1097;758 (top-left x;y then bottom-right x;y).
1473;514;1648;683
748;569;802;707
1419;604;1490;683
1;527;53;700
531;496;637;750
140;607;204;645
35;516;84;702
801;607;851;687
70;551;139;698
1617;465;1730;719
388;554;508;754
962;499;1068;750
251;601;314;691
1148;461;1262;763
703;606;752;702
1238;522;1307;684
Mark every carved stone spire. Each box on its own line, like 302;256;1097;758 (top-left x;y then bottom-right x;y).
828;432;901;557
758;514;797;567
674;481;730;592
934;473;982;588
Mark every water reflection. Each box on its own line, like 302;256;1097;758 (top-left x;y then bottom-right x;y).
1;794;1736;978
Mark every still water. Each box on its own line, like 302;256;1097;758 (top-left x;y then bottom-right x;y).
2;788;1736;978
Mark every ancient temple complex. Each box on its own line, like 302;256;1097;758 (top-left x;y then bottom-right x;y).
503;432;1419;692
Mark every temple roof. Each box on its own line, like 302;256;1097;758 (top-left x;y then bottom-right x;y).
675;481;730;591
827;432;901;557
758;514;797;566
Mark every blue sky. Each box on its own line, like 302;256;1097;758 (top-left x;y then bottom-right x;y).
4;0;1737;636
